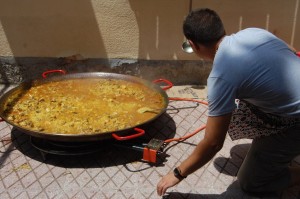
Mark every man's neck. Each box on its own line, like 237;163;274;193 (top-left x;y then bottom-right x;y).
212;36;225;60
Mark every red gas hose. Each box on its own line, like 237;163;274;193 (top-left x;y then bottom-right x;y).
164;124;206;143
168;97;208;105
163;97;208;143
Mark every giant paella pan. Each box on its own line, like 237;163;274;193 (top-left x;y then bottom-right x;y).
0;70;171;142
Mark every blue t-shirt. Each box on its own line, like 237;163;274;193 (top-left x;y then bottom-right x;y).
208;28;300;117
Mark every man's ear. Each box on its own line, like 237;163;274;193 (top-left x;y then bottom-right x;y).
188;39;199;50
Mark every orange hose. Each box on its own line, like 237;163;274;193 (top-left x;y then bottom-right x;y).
168;97;208;105
164;97;208;143
164;124;206;143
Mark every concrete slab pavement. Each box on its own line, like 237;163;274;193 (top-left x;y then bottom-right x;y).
0;84;299;199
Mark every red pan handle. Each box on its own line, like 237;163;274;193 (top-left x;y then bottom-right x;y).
112;128;145;141
296;52;300;57
42;70;66;78
153;79;173;90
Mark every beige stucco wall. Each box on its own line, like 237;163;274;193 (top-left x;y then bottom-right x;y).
0;0;299;60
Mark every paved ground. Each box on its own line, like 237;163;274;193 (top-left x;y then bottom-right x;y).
0;84;299;199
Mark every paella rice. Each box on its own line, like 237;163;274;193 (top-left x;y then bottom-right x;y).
3;78;166;134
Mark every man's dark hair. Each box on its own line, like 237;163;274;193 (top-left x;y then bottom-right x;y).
183;8;226;47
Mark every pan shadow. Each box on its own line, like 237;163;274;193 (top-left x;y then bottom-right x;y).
10;112;176;169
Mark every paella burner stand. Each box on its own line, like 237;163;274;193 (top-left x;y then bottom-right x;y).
30;136;165;163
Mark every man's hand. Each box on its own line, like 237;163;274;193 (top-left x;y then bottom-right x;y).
156;172;181;196
157;114;232;196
